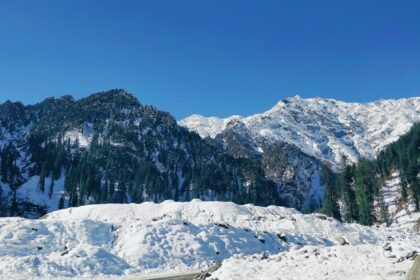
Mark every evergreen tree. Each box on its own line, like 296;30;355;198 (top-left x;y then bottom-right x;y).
48;178;54;199
0;185;3;210
0;147;7;183
58;195;65;210
377;191;390;226
400;179;408;204
10;191;18;216
354;159;378;225
321;164;341;220
38;163;46;193
340;163;358;223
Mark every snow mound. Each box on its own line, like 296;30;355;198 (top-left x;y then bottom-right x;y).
0;200;419;279
211;244;418;280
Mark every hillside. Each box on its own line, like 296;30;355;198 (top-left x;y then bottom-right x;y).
0;90;282;218
321;123;419;226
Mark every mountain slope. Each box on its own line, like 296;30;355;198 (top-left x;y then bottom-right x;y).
179;96;420;168
0;90;285;218
319;123;420;227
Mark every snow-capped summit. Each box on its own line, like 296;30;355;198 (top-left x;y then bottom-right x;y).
178;114;242;139
180;96;420;169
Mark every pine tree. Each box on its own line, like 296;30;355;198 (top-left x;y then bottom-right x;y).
321;164;341;220
354;159;379;225
377;191;390;226
0;184;3;210
38;163;46;193
10;191;18;216
58;195;65;210
340;163;358;223
0;147;7;183
48;178;54;199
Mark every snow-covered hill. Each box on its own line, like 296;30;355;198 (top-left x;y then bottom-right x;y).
0;90;286;217
179;96;420;169
0;200;418;279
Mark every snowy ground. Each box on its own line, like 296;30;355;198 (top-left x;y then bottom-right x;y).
0;200;418;279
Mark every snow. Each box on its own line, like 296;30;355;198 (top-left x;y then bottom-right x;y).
178;114;241;139
179;97;420;169
303;169;324;210
0;200;418;279
16;175;65;212
211;244;417;280
374;171;420;227
64;129;92;148
0;174;66;217
381;172;404;218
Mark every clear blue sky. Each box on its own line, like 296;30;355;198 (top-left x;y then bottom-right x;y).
0;0;419;119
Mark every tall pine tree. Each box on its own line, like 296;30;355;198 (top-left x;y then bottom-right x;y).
321;164;341;220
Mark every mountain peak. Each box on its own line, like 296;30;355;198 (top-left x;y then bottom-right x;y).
80;89;141;108
275;95;304;107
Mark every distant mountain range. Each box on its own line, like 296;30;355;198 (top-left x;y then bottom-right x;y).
179;95;420;169
0;90;418;218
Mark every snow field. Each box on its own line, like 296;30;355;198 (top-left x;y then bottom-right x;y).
0;200;418;279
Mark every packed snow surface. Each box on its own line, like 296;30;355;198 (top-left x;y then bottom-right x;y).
179;96;420;168
0;200;419;279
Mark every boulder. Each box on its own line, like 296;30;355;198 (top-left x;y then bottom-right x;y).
406;251;418;260
382;243;392;251
314;214;327;220
261;251;269;260
335;236;349;246
407;255;420;280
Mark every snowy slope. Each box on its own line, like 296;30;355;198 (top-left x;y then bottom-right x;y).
0;200;418;279
178;114;241;139
179;96;420;168
211;243;418;280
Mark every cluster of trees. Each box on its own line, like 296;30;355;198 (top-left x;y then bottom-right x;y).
376;123;419;210
321;158;382;225
26;126;282;212
0;143;25;215
322;123;419;225
0;143;23;189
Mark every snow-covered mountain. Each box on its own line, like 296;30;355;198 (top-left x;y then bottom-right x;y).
0;200;418;279
0;90;286;218
1;92;418;218
179;96;420;169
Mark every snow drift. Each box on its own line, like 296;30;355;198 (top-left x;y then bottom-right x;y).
0;200;419;279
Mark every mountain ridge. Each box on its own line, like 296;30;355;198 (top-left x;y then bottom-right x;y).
0;90;286;218
0;90;418;218
179;96;420;169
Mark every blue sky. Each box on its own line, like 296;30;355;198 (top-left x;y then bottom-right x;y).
0;0;419;119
